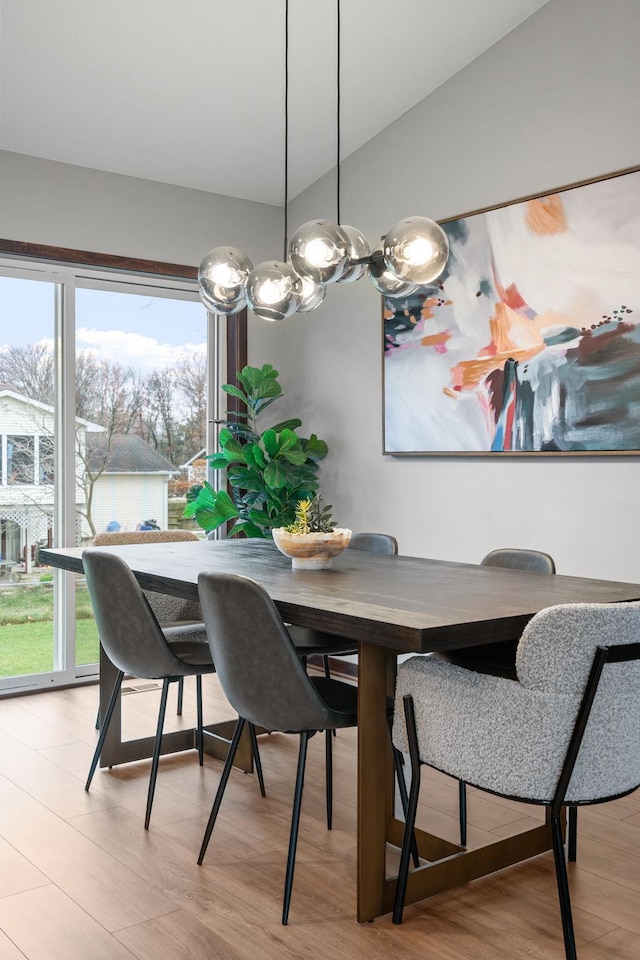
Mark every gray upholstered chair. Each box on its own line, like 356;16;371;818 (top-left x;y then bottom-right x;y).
196;570;380;925
392;601;640;960
287;532;399;675
93;529;205;716
82;550;264;829
433;547;556;845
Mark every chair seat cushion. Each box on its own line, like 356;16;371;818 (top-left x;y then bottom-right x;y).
310;677;358;725
164;623;215;670
287;625;358;657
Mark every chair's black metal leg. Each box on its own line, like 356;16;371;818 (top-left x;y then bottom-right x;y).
248;722;266;797
176;677;184;716
282;731;310;925
459;780;467;847
196;675;204;766
198;717;246;865
568;806;577;862
86;670;125;791
392;744;419;868
388;713;419;868
144;678;170;830
393;696;421;925
325;728;333;830
323;655;331;680
95;705;100;730
551;809;578;960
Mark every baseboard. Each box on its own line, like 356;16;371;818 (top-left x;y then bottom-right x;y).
307;654;358;680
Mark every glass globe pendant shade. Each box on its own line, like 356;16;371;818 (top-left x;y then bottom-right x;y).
383;216;449;284
368;246;419;298
289;220;350;285
245;260;302;322
296;274;326;314
336;225;371;283
198;246;253;315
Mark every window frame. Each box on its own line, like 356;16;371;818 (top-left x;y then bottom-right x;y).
0;240;246;694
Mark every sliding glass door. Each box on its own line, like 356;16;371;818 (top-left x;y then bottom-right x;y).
0;262;212;693
0;274;59;687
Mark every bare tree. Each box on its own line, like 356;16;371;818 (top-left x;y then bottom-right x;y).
74;354;145;536
142;368;179;464
0;343;54;403
175;353;207;460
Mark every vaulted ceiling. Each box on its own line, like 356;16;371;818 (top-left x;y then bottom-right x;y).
1;0;550;205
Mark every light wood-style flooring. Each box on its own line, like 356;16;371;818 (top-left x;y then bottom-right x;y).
0;674;638;959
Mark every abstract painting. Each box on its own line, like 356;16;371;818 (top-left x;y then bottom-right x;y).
383;167;640;454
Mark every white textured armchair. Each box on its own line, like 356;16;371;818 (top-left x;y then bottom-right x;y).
392;601;640;960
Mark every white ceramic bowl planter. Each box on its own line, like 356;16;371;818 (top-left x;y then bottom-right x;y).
272;528;352;570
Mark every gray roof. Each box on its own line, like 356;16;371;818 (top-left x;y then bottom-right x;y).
87;434;176;474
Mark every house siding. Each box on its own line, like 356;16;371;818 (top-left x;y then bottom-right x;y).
89;473;169;536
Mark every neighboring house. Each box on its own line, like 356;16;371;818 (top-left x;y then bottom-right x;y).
85;433;177;536
180;448;207;485
0;385;101;570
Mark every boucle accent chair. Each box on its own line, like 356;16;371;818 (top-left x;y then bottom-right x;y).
93;529;205;716
392;601;640;960
433;547;556;846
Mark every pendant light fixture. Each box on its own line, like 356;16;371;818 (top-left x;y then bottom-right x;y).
198;0;449;320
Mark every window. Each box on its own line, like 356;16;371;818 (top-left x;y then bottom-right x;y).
39;434;54;484
7;435;34;484
0;249;243;694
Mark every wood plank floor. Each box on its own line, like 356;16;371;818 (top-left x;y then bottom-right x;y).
0;675;638;959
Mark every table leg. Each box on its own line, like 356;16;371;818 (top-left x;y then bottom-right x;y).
357;643;396;922
97;644;254;772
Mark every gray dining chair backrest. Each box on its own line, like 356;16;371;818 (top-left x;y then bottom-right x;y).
83;549;202;679
349;533;398;555
197;571;340;733
481;548;556;575
93;530;202;622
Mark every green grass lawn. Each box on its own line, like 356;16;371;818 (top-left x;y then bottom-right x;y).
0;584;99;678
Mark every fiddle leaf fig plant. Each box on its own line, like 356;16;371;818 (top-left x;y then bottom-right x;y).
183;364;328;538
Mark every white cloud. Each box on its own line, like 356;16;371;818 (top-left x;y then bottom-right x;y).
76;328;205;372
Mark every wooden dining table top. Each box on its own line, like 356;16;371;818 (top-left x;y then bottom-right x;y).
40;538;640;654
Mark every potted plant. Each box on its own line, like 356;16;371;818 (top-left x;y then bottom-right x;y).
272;496;351;569
183;364;329;537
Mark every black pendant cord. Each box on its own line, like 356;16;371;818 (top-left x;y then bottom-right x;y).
283;0;289;261
336;0;341;227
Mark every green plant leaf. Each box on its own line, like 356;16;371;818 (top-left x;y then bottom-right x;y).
278;428;300;452
229;520;268;538
206;452;228;470
264;459;288;488
262;429;278;456
251;444;267;468
282;447;307;466
303;434;329;459
222;383;249;404
221;438;245;460
270;418;302;432
248;507;271;526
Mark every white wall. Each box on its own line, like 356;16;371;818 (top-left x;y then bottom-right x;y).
282;0;640;582
0;151;286;371
2;0;639;581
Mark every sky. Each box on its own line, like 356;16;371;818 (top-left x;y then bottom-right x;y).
0;276;207;374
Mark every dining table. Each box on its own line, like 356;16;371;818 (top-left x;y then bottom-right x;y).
40;537;640;923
